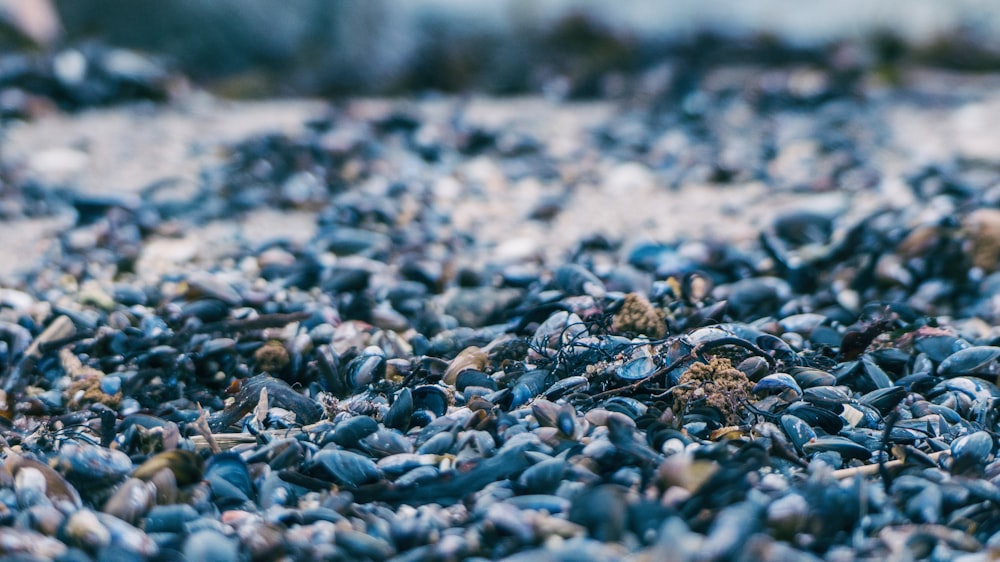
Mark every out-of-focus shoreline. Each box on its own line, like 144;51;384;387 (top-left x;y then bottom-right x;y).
29;0;1000;98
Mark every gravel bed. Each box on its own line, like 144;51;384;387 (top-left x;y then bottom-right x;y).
1;57;1000;561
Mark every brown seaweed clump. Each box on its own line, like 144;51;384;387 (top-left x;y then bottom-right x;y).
61;348;121;409
254;340;290;373
612;292;667;339
66;375;122;410
672;358;752;426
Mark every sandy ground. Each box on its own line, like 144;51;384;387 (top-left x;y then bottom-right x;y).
2;79;1000;285
0;95;326;281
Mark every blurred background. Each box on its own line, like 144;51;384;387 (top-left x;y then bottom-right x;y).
3;0;1000;101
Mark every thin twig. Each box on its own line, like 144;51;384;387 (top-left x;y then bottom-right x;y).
191;311;312;335
189;428;309;451
833;450;948;480
696;336;777;368
190;433;255;451
194;405;221;455
188;420;331;451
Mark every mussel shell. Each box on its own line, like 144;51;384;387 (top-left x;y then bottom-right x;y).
6;455;82;511
316;344;342;392
149;467;178;506
753;373;802;396
648;425;690;453
456;429;497;457
568;484;628;542
410;409;439;429
802;386;850;408
209;374;322;431
455;369;497;392
508;494;572;514
337;528;395;560
205;452;255;508
327;415;379;449
532;311;587;350
102;478;154;525
787;366;836;389
922;403;963;424
683;418;722;438
756;334;797;364
390;505;443;550
687;325;737;345
515;457;567;495
415;431;456;455
779;415;816;456
259;470;307;509
736;356;771;381
860;386;907;415
132;450;204;486
243;438;305;470
411;385;450;418
938;346;1000;379
783;403;844;434
555;403;578;437
685;406;727;426
553;264;605;297
681;271;714;303
951;431;996;476
20;504;64;536
342;346;386;392
530;400;579;439
442;346;488;386
867;347;911;378
802;436;871;461
509;370;553;408
140;315;170;339
914;333;971;363
543;375;589;401
144;504;199;534
910;353;936;379
179;298;231;323
394;465;440;487
0;321;32;358
384;387;414;431
928;377;1000;403
56;443;133;489
376;453;438;478
601;396;648;419
359;428;414;458
307;449;383;488
615;356;658;381
199;337;237;356
585;409;636;430
531;399;561;429
833;357;891;393
778;313;826;335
